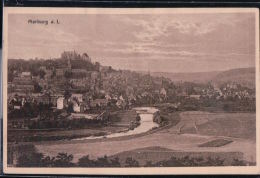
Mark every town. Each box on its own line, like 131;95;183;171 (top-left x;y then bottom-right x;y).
7;51;256;135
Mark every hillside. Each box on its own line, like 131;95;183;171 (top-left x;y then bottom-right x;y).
148;67;255;88
212;67;255;89
150;71;220;83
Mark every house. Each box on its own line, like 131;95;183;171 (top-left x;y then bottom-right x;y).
8;82;15;91
127;93;136;104
57;97;65;109
31;93;42;102
13;84;34;92
50;94;63;106
39;95;51;105
116;99;126;109
39;66;53;79
70;79;87;87
105;94;112;100
71;69;88;73
91;71;100;81
31;93;54;105
160;88;167;97
14;105;21;110
12;73;34;93
116;96;126;108
71;93;83;102
190;95;201;100
39;66;47;71
70;100;80;112
73;103;81;112
79;102;90;112
44;69;53;79
58;112;69;119
90;99;108;108
71;69;88;78
56;69;65;77
21;72;31;79
177;92;189;98
9;96;23;110
8;92;27;99
141;92;149;97
38;79;48;89
99;66;110;73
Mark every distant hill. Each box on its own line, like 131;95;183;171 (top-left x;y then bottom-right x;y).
147;67;255;88
149;71;220;83
212;67;255;89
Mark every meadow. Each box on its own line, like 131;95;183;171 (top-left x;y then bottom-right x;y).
31;111;257;166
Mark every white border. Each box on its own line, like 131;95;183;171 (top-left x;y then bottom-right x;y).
2;7;260;175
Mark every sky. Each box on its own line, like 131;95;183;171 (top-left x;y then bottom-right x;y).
8;12;256;73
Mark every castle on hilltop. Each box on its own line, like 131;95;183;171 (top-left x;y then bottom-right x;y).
61;51;91;65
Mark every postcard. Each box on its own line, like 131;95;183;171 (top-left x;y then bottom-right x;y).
2;7;260;174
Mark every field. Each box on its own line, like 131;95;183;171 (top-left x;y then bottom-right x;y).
178;112;256;139
109;146;244;166
198;139;233;147
34;111;256;165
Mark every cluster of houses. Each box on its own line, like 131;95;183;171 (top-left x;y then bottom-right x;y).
8;72;35;93
8;51;255;127
7;52;105;122
176;82;255;101
220;83;254;99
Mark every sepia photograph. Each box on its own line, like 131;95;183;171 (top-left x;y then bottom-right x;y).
2;7;260;174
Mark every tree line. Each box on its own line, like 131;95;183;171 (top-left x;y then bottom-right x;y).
11;144;250;167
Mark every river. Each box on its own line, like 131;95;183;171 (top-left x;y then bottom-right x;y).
74;107;159;140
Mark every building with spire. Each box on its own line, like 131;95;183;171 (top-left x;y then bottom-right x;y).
82;53;91;63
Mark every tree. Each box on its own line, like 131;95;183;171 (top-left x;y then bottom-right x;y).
95;155;110;167
64;90;72;99
204;156;225;166
223;103;231;111
136;115;141;122
160;156;185;167
78;155;96;167
53;152;74;167
8;70;14;82
64;71;72;79
17;152;45;167
67;102;74;113
144;161;154;167
42;156;56;167
109;157;121;167
22;102;34;117
125;157;139;167
34;82;42;93
231;158;247;166
39;69;46;79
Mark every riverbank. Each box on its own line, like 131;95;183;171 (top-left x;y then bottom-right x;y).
41;107;161;142
8;109;139;143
